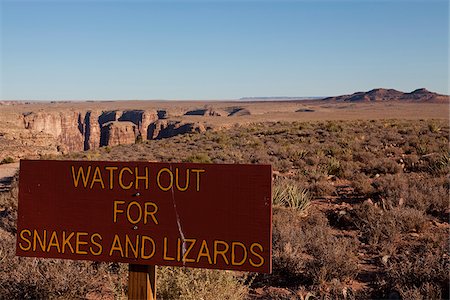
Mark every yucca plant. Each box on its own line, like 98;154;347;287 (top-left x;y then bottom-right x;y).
284;184;311;212
272;181;311;213
272;181;288;206
428;122;441;133
428;153;450;175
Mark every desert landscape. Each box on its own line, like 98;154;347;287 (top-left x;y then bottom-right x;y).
0;88;448;299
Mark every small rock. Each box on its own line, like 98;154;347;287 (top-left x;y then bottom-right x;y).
364;199;374;206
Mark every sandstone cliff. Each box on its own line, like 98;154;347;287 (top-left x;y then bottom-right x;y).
148;120;206;139
100;121;138;147
18;109;206;153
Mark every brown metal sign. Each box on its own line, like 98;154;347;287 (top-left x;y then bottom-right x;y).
16;160;272;273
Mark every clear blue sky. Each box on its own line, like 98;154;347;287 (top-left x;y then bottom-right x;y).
1;0;448;100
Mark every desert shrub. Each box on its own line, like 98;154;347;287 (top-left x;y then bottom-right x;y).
428;122;442;133
183;153;212;163
304;228;358;284
401;175;449;218
324;157;342;177
371;174;407;209
353;151;376;165
0;157;14;164
0;231;127;299
372;173;449;218
382;243;449;299
363;158;402;176
272;208;358;287
157;267;249;300
424;153;450;176
353;203;399;246
272;208;308;282
414;142;430;156
353;203;427;247
324;121;342;133
351;173;374;196
394;207;427;233
309;180;335;198
402;154;420;172
339;160;359;179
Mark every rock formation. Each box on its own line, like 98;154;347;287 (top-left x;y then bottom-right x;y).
17;109;206;153
157;110;169;119
184;107;223;116
226;107;251;116
322;88;449;103
147;120;206;139
100;121;138;147
23;111;84;152
118;110;158;139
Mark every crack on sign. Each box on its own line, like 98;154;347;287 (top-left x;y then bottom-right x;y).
169;164;186;265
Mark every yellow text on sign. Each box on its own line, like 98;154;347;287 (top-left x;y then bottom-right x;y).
71;166;205;192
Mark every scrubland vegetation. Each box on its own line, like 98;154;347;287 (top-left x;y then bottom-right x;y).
0;119;448;299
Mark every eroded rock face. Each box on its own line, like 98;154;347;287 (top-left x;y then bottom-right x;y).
23;111;64;137
100;121;137;147
185;107;223;116
23;111;84;152
227;107;251;116
82;111;102;151
18;109;207;152
118;110;158;140
147;120;206;139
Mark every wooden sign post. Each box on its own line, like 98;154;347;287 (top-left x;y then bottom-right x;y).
16;160;272;299
128;264;156;300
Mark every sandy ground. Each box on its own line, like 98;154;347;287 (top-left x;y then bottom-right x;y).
1;100;448;122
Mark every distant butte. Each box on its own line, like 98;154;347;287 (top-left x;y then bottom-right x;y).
322;88;449;103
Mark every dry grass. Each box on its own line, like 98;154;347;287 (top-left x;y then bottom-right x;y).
157;267;249;300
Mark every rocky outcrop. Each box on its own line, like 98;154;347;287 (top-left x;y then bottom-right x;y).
118;110;158;139
147;120;206;140
23;111;64;137
296;108;315;112
81;111;101;151
100;121;138;147
23;111;84;152
401;88;449;103
157;110;169;119
18;109;208;152
323;88;449;103
227;107;251;116
185;107;223;116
